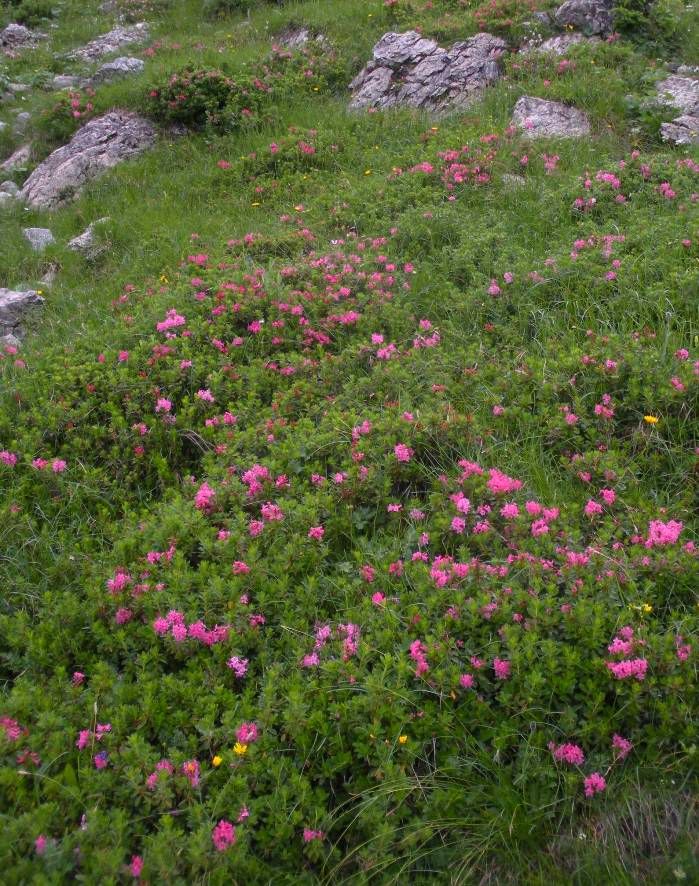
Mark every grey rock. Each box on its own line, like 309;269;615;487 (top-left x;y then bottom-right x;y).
0;288;44;339
0;121;6;133
90;56;145;84
68;23;149;62
554;0;613;35
656;75;699;116
349;31;507;112
533;33;600;55
512;95;590;138
0;333;22;350
661;115;699;146
677;65;699;75
502;173;527;188
52;74;84;90
21;111;156;209
0;192;15;208
532;11;553;25
8;82;30;94
275;26;329;50
1;143;32;173
0;180;20;196
23;227;55;252
1;23;44;51
68;217;110;256
40;263;59;287
13;111;31;135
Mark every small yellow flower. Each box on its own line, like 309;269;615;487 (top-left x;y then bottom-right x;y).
233;742;248;756
398;735;408;745
212;755;222;767
364;169;372;176
36;290;43;295
644;415;659;425
251;202;260;207
641;603;653;614
159;275;169;284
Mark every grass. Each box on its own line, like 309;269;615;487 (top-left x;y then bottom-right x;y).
1;0;698;882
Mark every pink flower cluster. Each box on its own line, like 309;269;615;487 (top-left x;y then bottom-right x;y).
153;610;229;645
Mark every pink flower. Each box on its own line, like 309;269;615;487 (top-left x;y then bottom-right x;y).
34;835;47;856
583;772;606;797
129;855;143;877
195;389;215;403
606;658;648;680
155;397;172;413
72;671;85;686
394;443;414;463
181;759;200;786
115;607;132;625
194;482;215;512
227;656;249;678
493;657;510;680
500;502;519;519
307;525;325;540
94;751;109;769
645;519;683;547
212;820;236;852
303;828;324;843
459;673;475;689
487;469;522;495
584;499;603;517
236;722;259;743
612;734;633;760
0;451;18;466
550;742;585;765
118;351;129;363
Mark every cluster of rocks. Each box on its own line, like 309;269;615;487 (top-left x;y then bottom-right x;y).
20;110;156;209
349;31;507;112
67;22;149;62
0;288;44;349
0;23;45;54
657;75;699;146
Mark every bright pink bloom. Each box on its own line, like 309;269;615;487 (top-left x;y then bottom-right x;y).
307;525;325;540
550;742;585;765
236;722;259;743
129;855;144;877
212;820;236;852
493;657;511;680
612;734;633;760
584;772;606;797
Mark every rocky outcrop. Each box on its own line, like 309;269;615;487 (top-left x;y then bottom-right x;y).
20;111;156;209
1;23;45;52
656;75;699;116
68;218;110;257
554;0;614;35
23;228;55;252
533;33;600;55
68;23;149;62
91;56;145;84
349;31;507;112
0;289;44;340
1;144;31;174
275;26;328;50
511;96;591;138
661;115;699;146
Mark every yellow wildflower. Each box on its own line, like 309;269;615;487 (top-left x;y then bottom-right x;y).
398;735;408;745
644;415;659;425
233;742;248;756
212;755;222;767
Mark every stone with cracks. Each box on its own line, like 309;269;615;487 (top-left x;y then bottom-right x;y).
511;96;591;138
661;115;699;146
1;144;31;173
533;33;599;55
0;289;44;340
349;31;507;112
275;27;328;50
554;0;614;35
1;23;44;51
656;76;699;116
20;111;156;210
68;218;110;257
23;228;55;252
90;57;145;85
68;23;149;62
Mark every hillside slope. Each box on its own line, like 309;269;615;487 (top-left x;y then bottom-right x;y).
1;1;697;883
